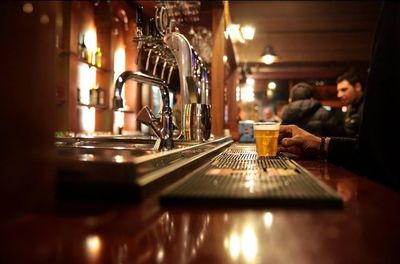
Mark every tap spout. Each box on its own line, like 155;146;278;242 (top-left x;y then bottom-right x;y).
113;71;174;150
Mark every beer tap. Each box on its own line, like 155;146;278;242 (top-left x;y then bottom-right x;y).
160;59;168;80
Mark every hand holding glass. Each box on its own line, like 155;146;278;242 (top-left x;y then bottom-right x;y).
254;122;280;157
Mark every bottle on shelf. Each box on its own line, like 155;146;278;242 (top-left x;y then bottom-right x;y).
89;86;97;106
79;33;88;62
95;47;102;68
77;87;81;103
97;85;105;105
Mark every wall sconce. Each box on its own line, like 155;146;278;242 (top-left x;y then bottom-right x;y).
241;25;255;41
261;45;277;65
226;24;255;43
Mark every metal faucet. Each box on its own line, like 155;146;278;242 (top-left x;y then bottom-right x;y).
163;32;198;134
163;31;211;141
113;71;174;151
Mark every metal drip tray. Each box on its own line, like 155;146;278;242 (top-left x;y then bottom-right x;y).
161;144;343;208
55;136;233;201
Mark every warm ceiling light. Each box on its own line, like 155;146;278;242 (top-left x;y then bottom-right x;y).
241;25;255;40
268;81;276;90
261;45;277;65
226;24;245;43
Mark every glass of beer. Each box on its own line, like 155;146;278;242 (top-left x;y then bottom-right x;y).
253;121;280;157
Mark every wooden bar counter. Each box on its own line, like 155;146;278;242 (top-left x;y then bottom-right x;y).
1;158;399;263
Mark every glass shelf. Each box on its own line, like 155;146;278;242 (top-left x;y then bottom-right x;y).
77;59;111;72
77;103;108;109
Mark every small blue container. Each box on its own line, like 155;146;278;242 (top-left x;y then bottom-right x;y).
239;120;254;143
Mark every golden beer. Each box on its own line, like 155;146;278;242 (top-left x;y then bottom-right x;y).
254;122;280;157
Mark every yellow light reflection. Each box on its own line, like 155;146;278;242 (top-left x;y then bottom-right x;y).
156;248;164;263
263;212;274;228
85;29;97;54
228;233;240;260
114;48;126;83
85;235;101;261
241;225;257;261
226;224;259;262
80;154;95;161
81;107;95;133
113;155;124;163
22;2;33;14
241;25;255;40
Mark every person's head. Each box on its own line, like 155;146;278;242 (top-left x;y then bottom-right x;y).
263;107;274;120
289;82;315;103
336;71;364;106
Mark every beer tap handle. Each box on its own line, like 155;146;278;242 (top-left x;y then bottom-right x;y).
161;60;168;80
145;49;153;72
153;54;160;76
167;64;175;84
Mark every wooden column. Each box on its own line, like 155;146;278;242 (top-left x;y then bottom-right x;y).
211;7;225;136
226;68;240;140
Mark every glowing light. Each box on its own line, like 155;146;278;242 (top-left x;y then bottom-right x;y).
236;86;241;102
242;225;258;261
228;233;241;259
40;14;49;24
80;154;95;161
226;225;259;261
268;81;276;90
263;212;274;228
22;2;33;13
114;111;124;128
226;24;245;43
246;78;255;86
156;249;164;263
241;25;255;40
113;155;124;163
223;55;228;63
241;85;254;102
261;54;276;65
85;235;101;261
84;29;97;54
114;48;126;82
81;107;95;133
113;48;126;130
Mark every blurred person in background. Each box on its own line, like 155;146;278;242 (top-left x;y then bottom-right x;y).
260;106;281;122
282;82;344;137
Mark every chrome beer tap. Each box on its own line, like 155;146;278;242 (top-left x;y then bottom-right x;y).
113;71;174;150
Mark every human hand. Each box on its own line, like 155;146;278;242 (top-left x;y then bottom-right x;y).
279;125;321;158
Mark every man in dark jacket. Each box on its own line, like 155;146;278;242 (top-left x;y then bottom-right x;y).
336;71;365;137
282;82;343;137
279;2;400;192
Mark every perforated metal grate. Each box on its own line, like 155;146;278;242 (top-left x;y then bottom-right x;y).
161;144;342;208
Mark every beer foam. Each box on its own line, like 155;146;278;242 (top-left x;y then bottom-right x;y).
253;124;280;130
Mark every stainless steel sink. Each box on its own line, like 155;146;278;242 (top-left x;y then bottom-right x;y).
55;135;233;201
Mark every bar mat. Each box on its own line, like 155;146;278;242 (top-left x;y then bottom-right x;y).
160;145;342;208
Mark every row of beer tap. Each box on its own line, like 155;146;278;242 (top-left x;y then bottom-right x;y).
134;4;210;105
113;2;211;150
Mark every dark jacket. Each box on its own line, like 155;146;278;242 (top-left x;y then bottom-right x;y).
282;99;344;137
344;94;365;137
328;1;400;192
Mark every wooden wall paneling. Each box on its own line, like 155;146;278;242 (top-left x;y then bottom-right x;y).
226;68;240;140
94;1;113;132
0;1;58;218
211;6;225;136
110;1;141;133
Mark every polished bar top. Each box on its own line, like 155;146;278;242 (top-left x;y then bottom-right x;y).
1;159;399;263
